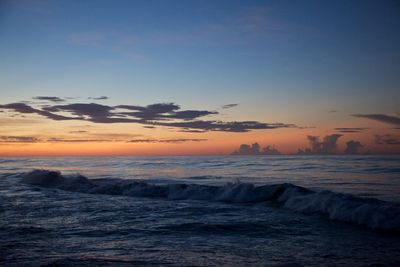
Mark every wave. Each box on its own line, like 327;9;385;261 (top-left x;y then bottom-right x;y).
40;257;169;267
21;169;400;231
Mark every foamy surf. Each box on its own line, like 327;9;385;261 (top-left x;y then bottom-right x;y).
21;169;400;231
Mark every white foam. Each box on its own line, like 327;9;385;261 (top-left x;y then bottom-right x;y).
21;169;400;231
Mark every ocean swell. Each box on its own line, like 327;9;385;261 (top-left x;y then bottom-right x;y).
21;169;400;231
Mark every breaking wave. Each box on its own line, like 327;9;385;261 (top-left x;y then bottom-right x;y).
21;169;400;231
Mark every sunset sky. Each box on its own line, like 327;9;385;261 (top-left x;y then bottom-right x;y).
0;0;399;156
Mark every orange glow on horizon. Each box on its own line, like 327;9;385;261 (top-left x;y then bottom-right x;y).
1;126;398;156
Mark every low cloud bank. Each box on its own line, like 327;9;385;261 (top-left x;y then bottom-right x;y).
297;134;342;155
344;140;363;154
231;143;281;155
232;135;366;156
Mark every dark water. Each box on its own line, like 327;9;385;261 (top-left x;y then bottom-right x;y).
1;156;399;266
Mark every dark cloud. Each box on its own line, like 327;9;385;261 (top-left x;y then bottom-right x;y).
33;96;65;102
0;103;78;121
297;134;342;155
169;110;217;120
0;136;40;143
127;138;207;143
69;130;89;133
344;140;363;154
375;134;400;145
179;129;207;133
0;101;294;132
231;143;281;155
352;114;400;126
117;103;179;113
328;110;338;113
334;127;368;133
47;138;111;143
157;120;293;132
126;139;157;143
43;103;113;119
222;103;239;109
0;136;116;143
41;103;140;123
116;103;216;121
0;135;145;144
88;96;108;100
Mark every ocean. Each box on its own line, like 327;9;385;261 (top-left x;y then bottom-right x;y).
1;155;399;266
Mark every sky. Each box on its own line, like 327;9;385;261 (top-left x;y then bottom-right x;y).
0;0;399;156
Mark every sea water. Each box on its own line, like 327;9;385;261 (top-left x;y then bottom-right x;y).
0;155;399;266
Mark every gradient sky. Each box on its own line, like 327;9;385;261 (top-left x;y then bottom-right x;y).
0;0;399;156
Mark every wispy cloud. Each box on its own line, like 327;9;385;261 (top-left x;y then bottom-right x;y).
0;136;40;143
33;96;65;102
88;96;108;100
179;129;207;133
0;135;136;144
47;138;111;143
352;114;400;126
127;138;207;143
334;127;368;133
375;134;400;145
68;130;89;134
60;5;291;57
222;103;239;109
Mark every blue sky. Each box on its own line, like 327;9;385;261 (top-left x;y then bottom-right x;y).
0;0;399;155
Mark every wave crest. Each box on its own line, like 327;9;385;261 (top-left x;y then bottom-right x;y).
21;169;400;231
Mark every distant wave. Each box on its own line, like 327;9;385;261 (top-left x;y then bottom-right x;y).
21;169;400;231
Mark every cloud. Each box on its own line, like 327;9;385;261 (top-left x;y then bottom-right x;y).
46;138;111;143
0;136;40;143
179;129;207;133
334;127;368;133
0;135;117;144
116;103;217;121
33;96;65;102
375;134;400;145
0;100;294;133
69;130;89;133
42;103;116;122
127;138;207;143
344;140;363;154
222;103;239;109
0;134;145;144
352;114;400;126
231;142;281;155
156;120;293;132
88;96;108;100
297;134;342;155
0;103;78;121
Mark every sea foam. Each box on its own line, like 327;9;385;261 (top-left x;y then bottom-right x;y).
21;169;400;231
